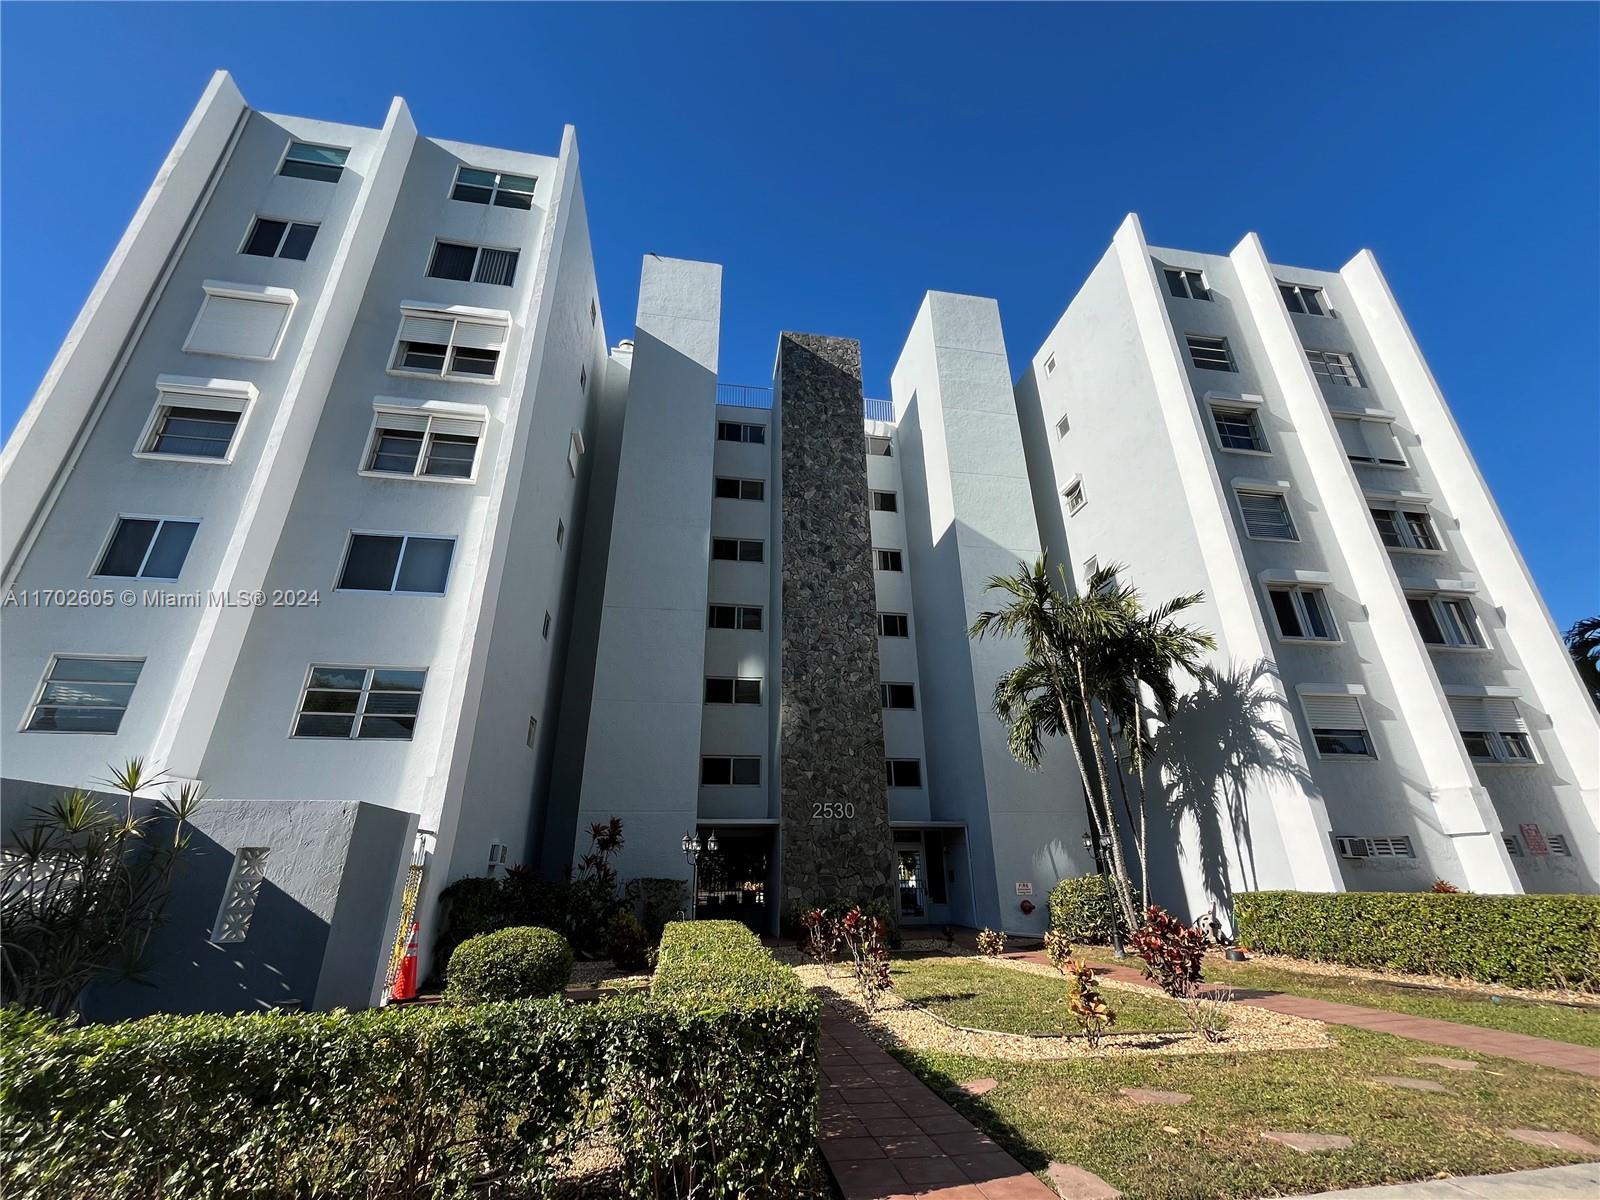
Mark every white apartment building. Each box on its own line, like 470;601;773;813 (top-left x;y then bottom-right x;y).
3;79;1592;1016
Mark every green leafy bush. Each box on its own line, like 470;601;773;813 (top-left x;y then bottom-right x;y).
444;926;574;1002
635;876;687;942
605;910;650;971
1234;891;1600;991
1;920;822;1200
1048;873;1139;944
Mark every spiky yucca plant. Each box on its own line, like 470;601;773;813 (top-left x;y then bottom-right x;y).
1;758;203;1015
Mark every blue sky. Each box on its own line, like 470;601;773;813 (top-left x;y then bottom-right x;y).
3;3;1595;626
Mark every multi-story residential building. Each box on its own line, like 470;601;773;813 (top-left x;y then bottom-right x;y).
3;78;1593;1017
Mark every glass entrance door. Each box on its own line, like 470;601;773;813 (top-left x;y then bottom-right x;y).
897;845;926;919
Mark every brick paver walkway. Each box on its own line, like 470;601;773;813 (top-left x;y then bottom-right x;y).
819;1012;1060;1199
1002;950;1600;1079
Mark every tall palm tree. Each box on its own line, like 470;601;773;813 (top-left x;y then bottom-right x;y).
971;558;1141;930
1565;617;1600;709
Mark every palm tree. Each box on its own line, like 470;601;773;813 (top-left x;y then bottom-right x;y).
1565;617;1600;709
971;558;1141;930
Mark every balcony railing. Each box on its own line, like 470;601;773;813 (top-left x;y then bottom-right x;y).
716;382;894;423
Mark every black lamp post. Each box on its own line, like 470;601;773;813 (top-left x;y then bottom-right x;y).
1082;829;1127;959
681;828;718;921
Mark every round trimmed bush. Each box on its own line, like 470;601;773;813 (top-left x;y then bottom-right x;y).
1048;874;1139;944
445;925;573;1002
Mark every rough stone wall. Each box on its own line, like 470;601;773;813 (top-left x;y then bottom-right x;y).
776;333;896;917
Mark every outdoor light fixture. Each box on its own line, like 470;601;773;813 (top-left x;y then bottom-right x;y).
681;829;718;920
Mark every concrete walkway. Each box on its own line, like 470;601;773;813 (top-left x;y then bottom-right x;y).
1002;950;1600;1079
1286;1162;1600;1198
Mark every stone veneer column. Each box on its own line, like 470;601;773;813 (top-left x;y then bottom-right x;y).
776;333;896;916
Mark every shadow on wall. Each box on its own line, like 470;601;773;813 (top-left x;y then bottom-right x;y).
1144;659;1313;918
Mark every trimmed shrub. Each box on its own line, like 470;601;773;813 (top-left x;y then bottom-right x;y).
445;925;573;1002
2;920;822;1200
1234;890;1600;991
1048;873;1139;944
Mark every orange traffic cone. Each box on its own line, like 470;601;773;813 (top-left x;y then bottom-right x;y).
391;921;419;1001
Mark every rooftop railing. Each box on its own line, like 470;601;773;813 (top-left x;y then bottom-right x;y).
716;382;894;423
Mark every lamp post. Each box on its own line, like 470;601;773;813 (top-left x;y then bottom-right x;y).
1082;829;1127;959
681;829;718;921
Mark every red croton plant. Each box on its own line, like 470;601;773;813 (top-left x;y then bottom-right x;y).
1126;904;1209;998
800;905;893;1014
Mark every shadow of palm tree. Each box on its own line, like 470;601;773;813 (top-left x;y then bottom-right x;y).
1155;659;1314;916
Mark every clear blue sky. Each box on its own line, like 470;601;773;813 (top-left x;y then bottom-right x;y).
3;2;1595;627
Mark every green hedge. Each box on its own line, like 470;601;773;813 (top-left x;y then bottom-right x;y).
1;921;822;1199
1234;890;1600;991
1047;873;1140;944
445;925;574;1002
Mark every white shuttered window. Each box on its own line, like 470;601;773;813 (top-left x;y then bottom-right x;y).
185;284;296;361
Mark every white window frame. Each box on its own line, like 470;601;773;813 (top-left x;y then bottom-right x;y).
874;548;904;572
1279;281;1331;317
1209;402;1269;455
878;612;909;638
1306;348;1365;388
290;664;427;741
1333;414;1407;469
704;676;763;706
1235;483;1298;542
865;434;892;456
715;476;766;502
239;216;319;261
1298;686;1377;761
719;420;767;445
1448;693;1536;765
1044;353;1057;376
387;303;511;385
885;758;923;788
1265;583;1339;643
1163;267;1210;301
1055;413;1070;439
711;538;764;563
20;654;145;735
1369;501;1444;554
880;682;916;710
448;165;538;208
334;531;458;596
1063;477;1086;515
1408;592;1487;651
89;514;201;582
708;604;764;631
871;490;898;513
1186;333;1236;373
277;141;349;183
359;399;488;484
134;375;257;465
424;239;521;287
183;281;297;363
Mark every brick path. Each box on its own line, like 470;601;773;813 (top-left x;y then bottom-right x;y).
1003;950;1600;1079
819;1012;1060;1199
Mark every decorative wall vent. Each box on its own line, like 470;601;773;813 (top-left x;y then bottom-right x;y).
210;847;270;943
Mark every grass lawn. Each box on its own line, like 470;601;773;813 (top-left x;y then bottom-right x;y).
894;1026;1600;1200
1076;950;1600;1048
889;952;1188;1036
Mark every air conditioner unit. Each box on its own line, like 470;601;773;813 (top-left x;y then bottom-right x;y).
1334;836;1371;859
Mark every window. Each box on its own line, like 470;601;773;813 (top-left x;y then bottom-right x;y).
1268;585;1336;641
1408;594;1483;648
293;665;425;739
1334;416;1405;467
209;847;270;943
94;517;199;580
711;538;764;563
1279;283;1328;317
363;408;483;480
865;434;892;456
137;377;254;461
701;756;761;786
878;612;909;638
1211;405;1267;452
718;421;766;444
1371;506;1440;551
450;166;537;209
1306;349;1364;388
1449;696;1534;763
242;217;318;261
1164;268;1210;301
714;477;765;501
709;604;764;630
885;759;923;788
185;283;296;361
1550;834;1571;856
279;142;347;183
705;677;762;705
568;430;584;477
1055;414;1070;439
24;656;143;733
1237;490;1297;540
1186;334;1235;372
427;241;519;287
1301;692;1374;758
391;307;509;382
875;548;903;572
881;683;916;710
1064;479;1086;515
336;533;455;594
871;491;898;513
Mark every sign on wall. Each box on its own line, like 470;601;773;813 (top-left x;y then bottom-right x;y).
1015;881;1034;896
1520;823;1549;856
